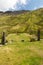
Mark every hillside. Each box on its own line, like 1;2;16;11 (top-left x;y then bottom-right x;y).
0;8;43;39
0;8;43;65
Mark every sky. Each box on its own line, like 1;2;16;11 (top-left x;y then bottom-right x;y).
0;0;43;11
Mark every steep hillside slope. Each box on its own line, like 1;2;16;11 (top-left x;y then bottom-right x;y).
0;8;43;38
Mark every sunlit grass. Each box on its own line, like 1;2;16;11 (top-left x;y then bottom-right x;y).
0;40;43;65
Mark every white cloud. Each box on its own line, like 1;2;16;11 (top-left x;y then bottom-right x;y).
33;5;43;10
0;0;43;11
0;0;28;11
20;0;27;4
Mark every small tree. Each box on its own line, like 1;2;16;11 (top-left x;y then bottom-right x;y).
1;32;6;45
37;29;40;41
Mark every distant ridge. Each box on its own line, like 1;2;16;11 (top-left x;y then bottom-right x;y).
0;8;43;15
1;10;30;15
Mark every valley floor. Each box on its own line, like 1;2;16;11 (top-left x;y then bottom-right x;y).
0;40;43;65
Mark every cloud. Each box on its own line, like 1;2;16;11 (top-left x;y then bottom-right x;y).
0;0;43;11
12;0;31;10
33;5;43;10
10;0;43;11
0;0;28;11
0;0;18;11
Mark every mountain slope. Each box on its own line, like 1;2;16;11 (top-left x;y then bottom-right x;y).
0;8;43;38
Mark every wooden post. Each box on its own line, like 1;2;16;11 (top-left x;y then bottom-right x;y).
37;29;40;41
1;32;6;45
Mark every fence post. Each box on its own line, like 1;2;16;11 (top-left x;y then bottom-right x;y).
37;29;40;41
1;32;6;45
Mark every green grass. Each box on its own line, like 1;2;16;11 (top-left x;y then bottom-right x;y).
0;40;43;65
6;33;31;42
0;8;43;65
0;8;43;38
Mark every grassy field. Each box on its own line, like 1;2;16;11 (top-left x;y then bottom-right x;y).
0;39;43;65
0;8;43;65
